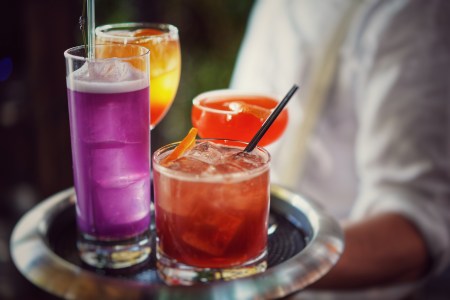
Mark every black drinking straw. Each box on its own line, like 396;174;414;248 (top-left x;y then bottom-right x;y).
244;84;299;152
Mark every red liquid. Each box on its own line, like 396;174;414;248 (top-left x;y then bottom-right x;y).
192;95;288;146
153;141;270;268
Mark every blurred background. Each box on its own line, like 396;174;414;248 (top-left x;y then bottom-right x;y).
0;0;253;298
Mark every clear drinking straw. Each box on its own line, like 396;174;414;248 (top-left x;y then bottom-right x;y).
87;0;95;59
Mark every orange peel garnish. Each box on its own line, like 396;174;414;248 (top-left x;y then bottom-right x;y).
161;127;198;165
229;101;271;120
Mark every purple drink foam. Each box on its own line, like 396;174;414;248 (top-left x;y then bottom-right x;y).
67;60;150;239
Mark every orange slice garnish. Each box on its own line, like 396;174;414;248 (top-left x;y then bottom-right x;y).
161;127;198;165
133;28;164;37
228;101;271;120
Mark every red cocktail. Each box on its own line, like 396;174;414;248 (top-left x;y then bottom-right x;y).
192;90;289;146
153;139;270;285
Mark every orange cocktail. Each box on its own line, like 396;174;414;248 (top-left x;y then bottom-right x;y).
153;139;270;285
96;23;181;129
192;90;289;146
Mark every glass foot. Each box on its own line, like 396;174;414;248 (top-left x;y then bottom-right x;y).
156;247;267;285
78;231;151;269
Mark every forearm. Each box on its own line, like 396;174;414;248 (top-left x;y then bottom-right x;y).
311;213;431;290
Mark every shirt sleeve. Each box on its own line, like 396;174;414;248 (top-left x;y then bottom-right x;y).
350;0;450;276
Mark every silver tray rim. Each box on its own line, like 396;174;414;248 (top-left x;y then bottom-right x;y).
10;184;344;299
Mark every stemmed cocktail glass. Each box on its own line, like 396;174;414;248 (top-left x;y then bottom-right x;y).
96;22;181;129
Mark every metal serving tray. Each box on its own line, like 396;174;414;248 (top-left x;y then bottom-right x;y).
10;184;343;299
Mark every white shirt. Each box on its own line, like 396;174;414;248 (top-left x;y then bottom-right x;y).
231;0;450;298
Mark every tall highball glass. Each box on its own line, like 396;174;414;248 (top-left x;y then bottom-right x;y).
65;44;151;269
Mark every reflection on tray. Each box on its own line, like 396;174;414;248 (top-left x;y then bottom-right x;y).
11;185;343;299
46;193;307;282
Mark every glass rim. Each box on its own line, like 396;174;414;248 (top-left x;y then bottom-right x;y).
63;44;150;61
192;89;279;115
95;22;179;41
153;138;271;182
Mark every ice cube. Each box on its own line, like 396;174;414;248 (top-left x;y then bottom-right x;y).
72;60;143;83
228;101;271;119
181;206;242;256
212;163;245;175
166;156;211;175
226;151;265;170
79;92;148;144
91;143;149;185
82;101;126;143
93;176;150;226
89;60;140;82
228;101;244;113
154;180;205;218
185;141;223;165
150;41;178;72
217;144;242;157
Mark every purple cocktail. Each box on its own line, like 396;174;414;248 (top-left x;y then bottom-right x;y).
65;44;151;268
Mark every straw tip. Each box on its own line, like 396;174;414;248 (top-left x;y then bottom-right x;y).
244;84;299;152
